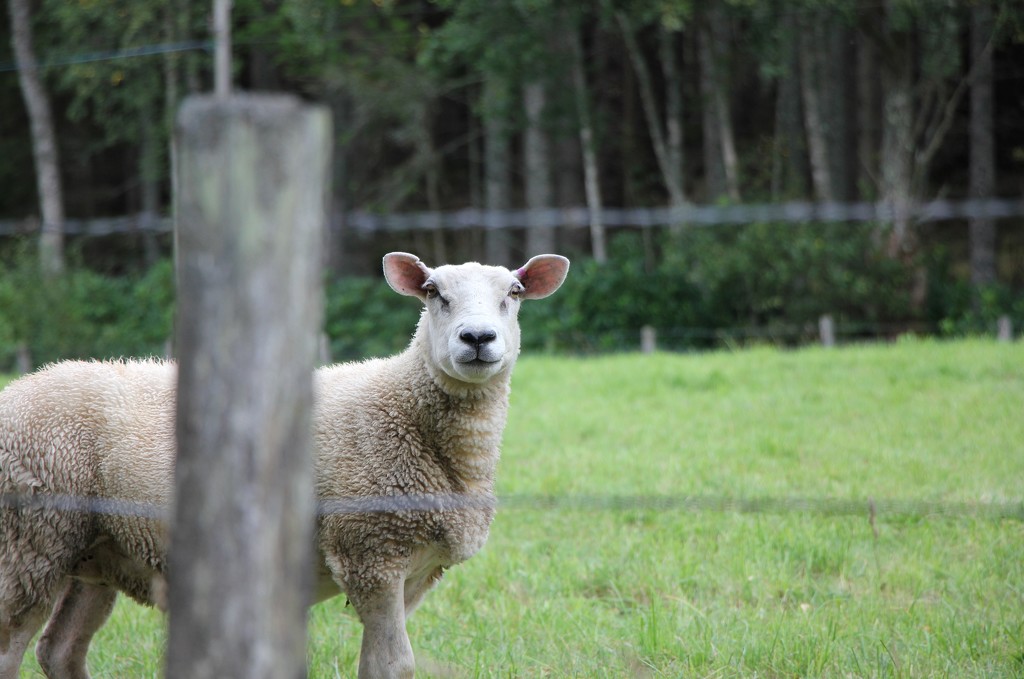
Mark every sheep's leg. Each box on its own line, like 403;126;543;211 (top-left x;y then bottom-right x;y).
352;579;415;679
0;604;48;679
35;580;116;679
403;566;444;616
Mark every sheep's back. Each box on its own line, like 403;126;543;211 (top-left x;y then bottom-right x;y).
2;360;174;490
0;361;176;574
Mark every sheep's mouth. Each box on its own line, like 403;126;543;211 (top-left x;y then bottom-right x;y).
458;357;499;367
447;355;504;383
452;346;502;366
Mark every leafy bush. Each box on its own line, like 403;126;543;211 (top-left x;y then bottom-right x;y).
523;224;919;351
672;222;915;334
323;276;421;361
0;247;173;370
0;223;1018;371
519;234;705;352
932;279;1024;337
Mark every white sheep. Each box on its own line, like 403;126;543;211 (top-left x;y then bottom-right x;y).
0;251;569;679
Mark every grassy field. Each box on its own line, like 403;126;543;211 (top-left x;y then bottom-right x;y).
10;338;1024;677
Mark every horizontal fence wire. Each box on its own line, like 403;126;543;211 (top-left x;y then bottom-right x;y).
2;198;1024;237
0;40;214;73
2;491;1022;522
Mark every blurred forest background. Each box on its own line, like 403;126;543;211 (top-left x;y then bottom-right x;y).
1;0;1022;368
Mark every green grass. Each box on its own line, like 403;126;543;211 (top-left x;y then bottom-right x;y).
11;338;1024;677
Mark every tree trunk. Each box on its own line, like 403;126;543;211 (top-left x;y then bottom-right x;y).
829;16;857;202
617;12;686;208
880;0;915;257
698;6;739;202
772;12;807;200
660;27;685;208
969;1;996;292
856;8;882;198
710;9;740;202
798;10;835;202
569;17;606;263
881;77;914;257
7;0;65;277
523;80;555;255
483;76;512;265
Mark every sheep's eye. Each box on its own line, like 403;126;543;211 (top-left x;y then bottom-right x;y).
509;283;525;300
423;283;439;299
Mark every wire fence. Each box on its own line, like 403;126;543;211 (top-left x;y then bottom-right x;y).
2;198;1023;237
2;490;1022;523
0;40;214;73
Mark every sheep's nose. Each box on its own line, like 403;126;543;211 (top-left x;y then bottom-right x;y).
459;327;497;347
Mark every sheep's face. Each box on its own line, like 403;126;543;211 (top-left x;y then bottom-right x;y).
384;253;569;385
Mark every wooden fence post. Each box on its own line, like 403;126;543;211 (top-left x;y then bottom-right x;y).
167;94;330;679
819;314;836;347
640;324;657;354
14;341;31;375
997;314;1012;342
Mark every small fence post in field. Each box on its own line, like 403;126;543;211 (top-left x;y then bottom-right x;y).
997;315;1012;342
819;314;836;347
14;341;31;375
641;325;657;354
167;93;330;679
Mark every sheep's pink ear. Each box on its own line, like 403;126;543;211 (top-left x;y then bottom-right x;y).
514;254;570;300
383;252;432;298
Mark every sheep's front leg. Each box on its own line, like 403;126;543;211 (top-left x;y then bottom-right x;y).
351;579;414;679
35;580;116;679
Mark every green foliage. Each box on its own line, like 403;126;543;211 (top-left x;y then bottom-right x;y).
426;0;559;80
36;0;183;181
323;275;421;361
3;0;1024;224
933;280;1024;337
923;244;1024;337
522;224;920;351
520;234;704;352
674;222;915;332
0;246;173;369
3;222;1020;371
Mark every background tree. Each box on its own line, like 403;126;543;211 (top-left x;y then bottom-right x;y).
7;0;64;276
697;2;739;202
43;0;187;265
0;0;1021;303
567;5;607;263
614;2;688;210
768;9;809;200
969;0;996;299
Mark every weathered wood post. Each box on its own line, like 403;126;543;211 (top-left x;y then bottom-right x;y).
819;314;836;347
997;314;1012;342
167;94;330;679
640;324;657;354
